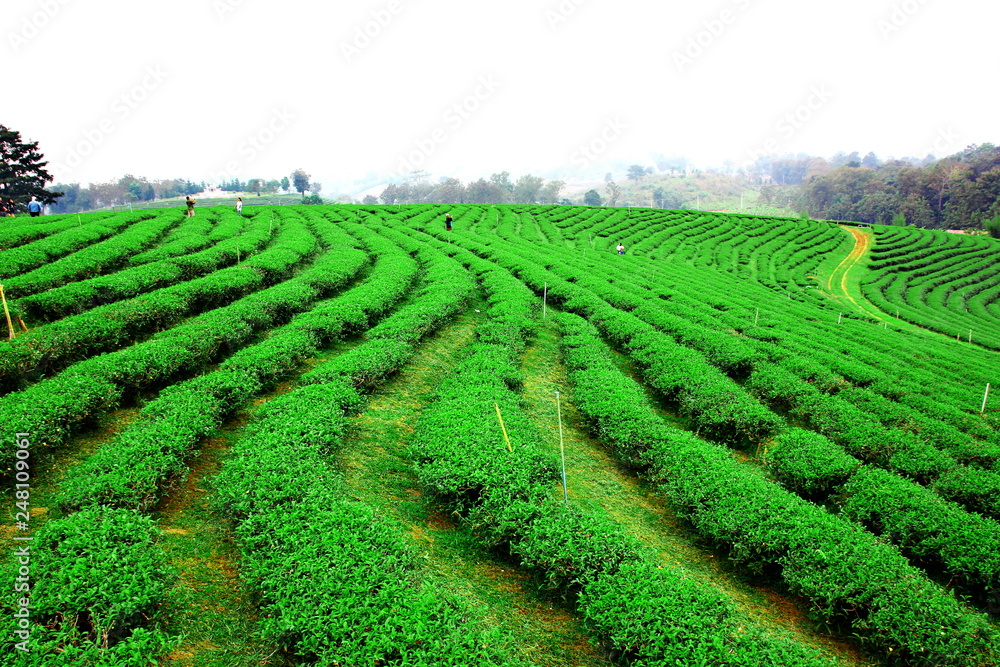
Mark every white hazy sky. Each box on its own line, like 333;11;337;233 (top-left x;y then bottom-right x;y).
5;0;998;195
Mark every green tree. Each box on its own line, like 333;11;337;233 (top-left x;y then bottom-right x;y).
627;164;647;181
605;181;622;207
464;178;502;204
0;125;62;207
291;169;310;194
539;180;565;204
435;177;464;204
280;176;290;192
301;193;323;205
489;171;513;204
247;178;264;195
361;194;379;205
984;214;1000;239
584;189;602;206
513;174;544;204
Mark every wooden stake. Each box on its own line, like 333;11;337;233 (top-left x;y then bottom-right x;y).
0;284;14;340
494;402;512;452
754;308;759;326
556;391;568;502
17;316;28;333
543;283;548;321
838;313;842;324
982;383;991;415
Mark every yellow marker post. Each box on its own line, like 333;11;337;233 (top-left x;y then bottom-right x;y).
0;284;14;340
494;402;512;452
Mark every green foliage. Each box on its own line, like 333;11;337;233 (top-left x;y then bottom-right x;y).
985;213;1000;238
769;428;859;497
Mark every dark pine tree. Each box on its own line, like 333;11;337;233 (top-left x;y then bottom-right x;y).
0;125;62;207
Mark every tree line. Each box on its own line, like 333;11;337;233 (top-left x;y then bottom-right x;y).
759;145;1000;230
367;171;565;206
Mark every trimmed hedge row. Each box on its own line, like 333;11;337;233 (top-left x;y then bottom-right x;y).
0;216;317;394
0;227;363;480
211;233;525;665
840;466;1000;593
214;381;525;665
57;229;415;511
553;311;1000;667
404;253;833;665
0;215;104;251
14;208;272;322
0;229;419;662
768;428;859;497
0;508;177;664
0;210;153;279
1;212;180;299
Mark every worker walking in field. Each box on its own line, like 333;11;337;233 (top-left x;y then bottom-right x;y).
27;196;42;217
445;213;453;231
185;196;196;217
616;242;625;255
235;197;243;216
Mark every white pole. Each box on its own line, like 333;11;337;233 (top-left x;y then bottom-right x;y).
982;383;991;414
838;313;842;324
557;391;567;503
969;329;973;343
754;308;759;326
543;283;548;320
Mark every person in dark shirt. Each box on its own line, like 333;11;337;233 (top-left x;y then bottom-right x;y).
185;196;196;217
445;213;453;231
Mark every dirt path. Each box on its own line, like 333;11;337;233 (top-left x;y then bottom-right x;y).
824;227;882;318
156;410;286;667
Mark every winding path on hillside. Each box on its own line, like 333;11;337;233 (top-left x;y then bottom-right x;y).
825;227;883;319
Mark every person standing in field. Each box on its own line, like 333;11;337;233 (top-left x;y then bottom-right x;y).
185;196;196;217
27;196;42;217
6;198;16;216
445;213;453;231
616;242;625;255
235;197;243;216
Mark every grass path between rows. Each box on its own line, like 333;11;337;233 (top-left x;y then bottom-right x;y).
337;304;612;667
156;408;286;667
519;319;882;667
